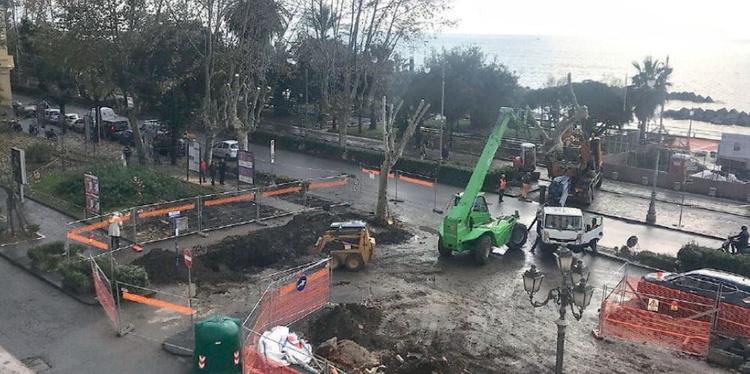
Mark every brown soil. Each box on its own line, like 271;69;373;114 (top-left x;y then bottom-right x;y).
135;210;413;286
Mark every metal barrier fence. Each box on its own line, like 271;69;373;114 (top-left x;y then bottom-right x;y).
596;273;750;357
65;174;352;253
241;259;342;374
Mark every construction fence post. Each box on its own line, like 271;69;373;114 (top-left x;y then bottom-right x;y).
302;180;308;207
255;187;261;221
197;195;203;233
131;207;137;245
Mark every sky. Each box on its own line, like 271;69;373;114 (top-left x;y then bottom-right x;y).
446;0;750;40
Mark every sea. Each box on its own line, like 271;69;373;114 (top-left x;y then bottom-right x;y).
408;34;750;140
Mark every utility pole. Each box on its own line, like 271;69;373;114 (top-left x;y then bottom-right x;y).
440;60;445;160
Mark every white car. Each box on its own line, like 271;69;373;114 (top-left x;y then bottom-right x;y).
537;206;603;253
65;113;80;126
213;140;240;160
44;108;61;123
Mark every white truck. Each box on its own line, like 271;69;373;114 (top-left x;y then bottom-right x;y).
537;206;603;254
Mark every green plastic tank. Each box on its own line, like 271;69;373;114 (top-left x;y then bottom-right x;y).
193;315;242;373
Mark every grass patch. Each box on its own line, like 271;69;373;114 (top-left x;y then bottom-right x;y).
30;163;209;212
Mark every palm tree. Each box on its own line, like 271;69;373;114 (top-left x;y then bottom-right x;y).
630;56;673;141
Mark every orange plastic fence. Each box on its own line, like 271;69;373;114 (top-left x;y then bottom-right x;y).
361;168;432;187
263;186;302;197
243;263;331;374
204;193;255;207
598;300;710;356
242;346;299;374
308;178;348;190
637;280;750;338
67;232;108;250
121;291;194;315
92;264;118;330
138;203;196;219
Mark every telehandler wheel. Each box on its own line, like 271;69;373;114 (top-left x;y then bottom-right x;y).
438;237;452;257
507;223;528;250
330;255;341;270
473;235;492;265
345;254;364;271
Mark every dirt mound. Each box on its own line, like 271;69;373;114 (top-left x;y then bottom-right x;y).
368;222;412;245
307;304;387;349
132;248;244;285
200;211;345;272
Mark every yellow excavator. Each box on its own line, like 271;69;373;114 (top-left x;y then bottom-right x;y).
312;221;375;271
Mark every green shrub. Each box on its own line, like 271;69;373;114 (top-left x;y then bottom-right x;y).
59;262;92;293
116;264;150;289
25;143;56;165
33;163;207;211
28;242;66;271
677;242;750;277
634;251;677;271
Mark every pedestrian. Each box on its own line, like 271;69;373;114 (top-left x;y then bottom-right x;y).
420;142;427;160
122;146;132;166
199;159;208;184
209;160;217;186
108;212;123;250
219;158;226;185
441;146;449;161
498;174;507;203
520;172;530;201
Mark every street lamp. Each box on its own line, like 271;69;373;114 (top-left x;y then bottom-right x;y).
522;246;594;374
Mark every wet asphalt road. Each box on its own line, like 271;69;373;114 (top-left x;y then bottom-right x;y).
247;143;722;255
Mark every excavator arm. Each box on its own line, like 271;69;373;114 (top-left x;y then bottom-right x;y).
440;108;524;249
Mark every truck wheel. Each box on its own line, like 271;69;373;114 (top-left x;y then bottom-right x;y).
438;237;452;257
330;255;341;270
473;235;492;265
507;224;528;250
589;239;599;255
345;254;364;271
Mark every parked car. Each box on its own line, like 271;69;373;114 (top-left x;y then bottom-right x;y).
21;104;37;118
104;120;130;140
12;101;24;115
153;133;186;156
119;129;134;146
641;269;750;307
140;120;161;135
70;118;86;133
65;113;80;126
43;108;61;123
213;140;240;160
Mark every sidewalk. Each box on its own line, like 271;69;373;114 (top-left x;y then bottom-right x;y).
0;344;33;374
0;188;97;304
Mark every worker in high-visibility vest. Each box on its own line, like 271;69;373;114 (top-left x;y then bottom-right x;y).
497;174;507;203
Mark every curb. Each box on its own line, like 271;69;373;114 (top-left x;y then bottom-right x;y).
0;249;98;305
23;192;83;221
585;209;725;242
596;247;666;273
599;187;750;220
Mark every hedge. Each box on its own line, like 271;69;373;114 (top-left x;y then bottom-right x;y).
251;130;516;192
615;246;678;271
677;243;750;278
28;242;85;272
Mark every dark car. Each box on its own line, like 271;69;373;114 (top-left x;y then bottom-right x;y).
104;120;129;140
642;269;750;306
119;129;137;146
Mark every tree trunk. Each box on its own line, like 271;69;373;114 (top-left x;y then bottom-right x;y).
204;131;216;165
375;158;391;222
124;92;148;165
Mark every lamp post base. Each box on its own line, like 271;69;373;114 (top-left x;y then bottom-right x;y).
555;318;568;374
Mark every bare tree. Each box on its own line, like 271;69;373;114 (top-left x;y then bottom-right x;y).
375;96;429;222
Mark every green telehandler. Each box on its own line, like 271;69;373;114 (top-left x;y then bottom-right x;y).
437;108;529;265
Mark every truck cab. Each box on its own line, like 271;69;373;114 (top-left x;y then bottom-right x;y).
537;206;602;253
